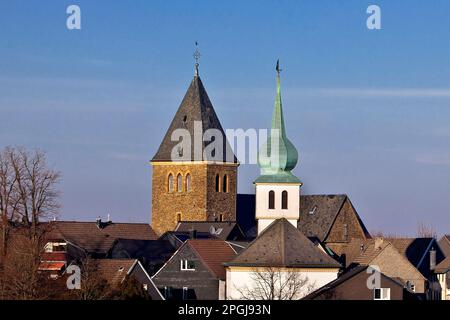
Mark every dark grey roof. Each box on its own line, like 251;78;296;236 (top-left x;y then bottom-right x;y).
152;75;236;163
46;221;157;255
298;194;347;241
226;218;341;268
236;194;257;239
237;193;369;242
175;221;245;241
303;265;406;300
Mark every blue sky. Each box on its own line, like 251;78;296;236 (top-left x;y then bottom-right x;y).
1;0;450;236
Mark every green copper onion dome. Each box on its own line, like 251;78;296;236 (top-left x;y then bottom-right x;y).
256;61;300;184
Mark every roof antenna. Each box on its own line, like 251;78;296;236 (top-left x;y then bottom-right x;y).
193;41;201;76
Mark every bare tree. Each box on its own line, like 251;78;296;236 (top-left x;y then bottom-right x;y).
417;222;437;239
0;147;20;257
72;257;112;300
0;146;61;299
1;234;46;300
236;267;315;300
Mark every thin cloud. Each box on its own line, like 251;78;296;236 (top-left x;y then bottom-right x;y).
415;154;450;166
313;88;450;98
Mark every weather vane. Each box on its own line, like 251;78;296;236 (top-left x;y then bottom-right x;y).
276;59;282;76
193;41;201;76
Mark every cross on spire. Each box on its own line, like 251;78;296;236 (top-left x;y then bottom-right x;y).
193;41;201;76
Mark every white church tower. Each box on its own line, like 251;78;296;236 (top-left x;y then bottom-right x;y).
255;61;302;234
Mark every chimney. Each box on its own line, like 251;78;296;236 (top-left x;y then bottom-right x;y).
430;248;436;271
96;217;102;229
189;229;197;239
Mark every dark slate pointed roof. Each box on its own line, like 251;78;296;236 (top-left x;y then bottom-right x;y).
297;194;348;241
225;218;341;268
152;75;237;163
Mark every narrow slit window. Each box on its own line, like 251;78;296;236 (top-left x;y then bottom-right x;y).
177;174;183;192
223;175;228;193
215;174;220;192
186;174;191;192
168;174;174;193
268;191;275;209
282;191;288;209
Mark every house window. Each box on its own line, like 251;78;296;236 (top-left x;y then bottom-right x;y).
183;287;189;300
177;174;183;192
215;174;220;192
164;286;172;299
268;191;275;209
168;174;174;193
180;259;196;271
406;281;416;292
374;288;390;300
44;242;67;253
223;174;228;193
281;191;288;209
219;214;224;222
186;174;191;192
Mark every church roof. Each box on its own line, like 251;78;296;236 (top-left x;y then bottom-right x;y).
225;218;340;268
297;194;348;241
152;75;236;163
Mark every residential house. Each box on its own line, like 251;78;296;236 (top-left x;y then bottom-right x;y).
304;266;416;300
438;235;450;257
341;237;444;299
435;256;450;300
93;259;164;300
152;239;237;300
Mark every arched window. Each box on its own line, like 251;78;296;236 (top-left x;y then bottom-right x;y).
186;174;191;192
168;174;174;193
268;190;275;209
177;174;183;193
282;191;288;209
223;175;228;193
215;174;220;192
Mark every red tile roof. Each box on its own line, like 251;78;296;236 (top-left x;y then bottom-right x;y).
187;240;237;280
39;261;66;271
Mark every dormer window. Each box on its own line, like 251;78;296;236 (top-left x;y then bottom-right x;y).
44;242;67;253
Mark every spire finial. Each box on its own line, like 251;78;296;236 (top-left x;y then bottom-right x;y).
276;59;282;77
193;41;201;76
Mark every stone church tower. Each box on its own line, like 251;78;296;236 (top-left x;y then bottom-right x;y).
255;61;302;235
150;65;238;236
